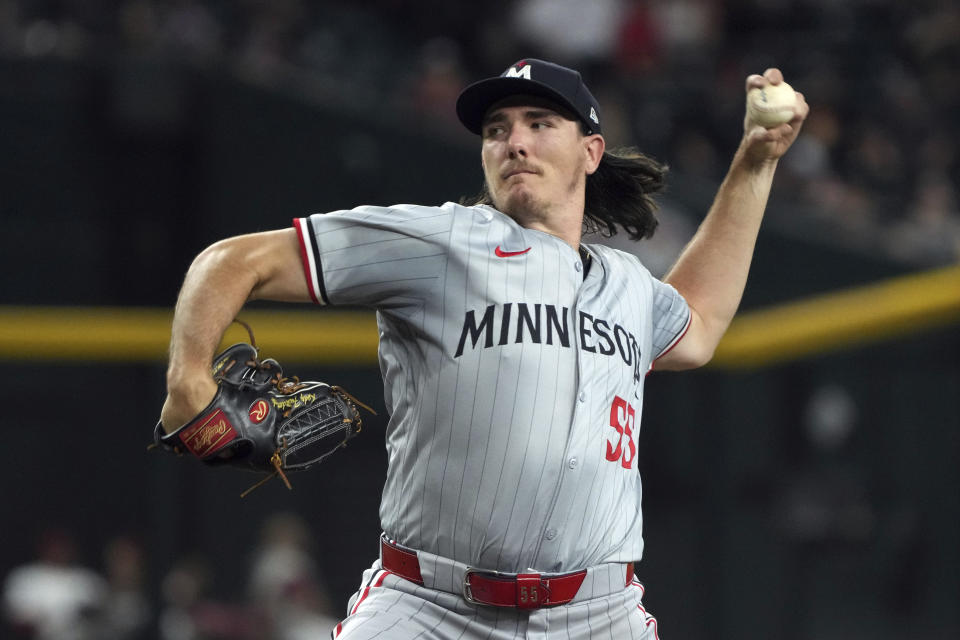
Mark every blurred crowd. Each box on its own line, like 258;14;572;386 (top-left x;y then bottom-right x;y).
0;0;958;266
2;513;340;640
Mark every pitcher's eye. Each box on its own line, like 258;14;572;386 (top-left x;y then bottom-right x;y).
483;125;505;138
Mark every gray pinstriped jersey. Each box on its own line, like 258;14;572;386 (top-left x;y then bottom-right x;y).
294;202;690;574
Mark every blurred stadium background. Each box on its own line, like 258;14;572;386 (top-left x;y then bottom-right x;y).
1;0;958;638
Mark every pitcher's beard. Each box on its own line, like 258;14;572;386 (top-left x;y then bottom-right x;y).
496;189;549;227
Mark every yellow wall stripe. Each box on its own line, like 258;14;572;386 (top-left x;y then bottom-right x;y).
1;265;957;368
0;307;380;364
710;264;960;368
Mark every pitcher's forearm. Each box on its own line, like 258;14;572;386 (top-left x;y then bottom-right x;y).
165;229;309;385
656;69;808;371
665;146;778;341
166;240;260;388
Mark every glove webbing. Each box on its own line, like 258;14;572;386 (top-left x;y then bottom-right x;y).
239;387;376;498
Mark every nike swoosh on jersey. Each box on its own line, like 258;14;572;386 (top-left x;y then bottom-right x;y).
494;246;532;257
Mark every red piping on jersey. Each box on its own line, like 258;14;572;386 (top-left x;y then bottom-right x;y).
292;218;320;305
350;570;391;615
334;570;393;637
633;582;660;640
648;311;693;373
643;616;660;640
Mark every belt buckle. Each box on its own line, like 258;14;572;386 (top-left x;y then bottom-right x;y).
462;567;512;606
462;568;549;609
462;567;488;605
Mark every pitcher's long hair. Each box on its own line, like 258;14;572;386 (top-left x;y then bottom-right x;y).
460;146;667;241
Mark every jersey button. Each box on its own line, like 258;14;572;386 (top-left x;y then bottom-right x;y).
568;457;578;469
578;391;586;403
574;261;582;272
545;528;557;540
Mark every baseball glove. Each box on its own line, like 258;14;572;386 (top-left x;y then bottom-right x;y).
152;321;374;496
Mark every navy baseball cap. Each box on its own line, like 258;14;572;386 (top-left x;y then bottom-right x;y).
456;58;602;136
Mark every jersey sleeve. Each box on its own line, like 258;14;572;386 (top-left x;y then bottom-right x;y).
293;203;454;308
650;279;691;361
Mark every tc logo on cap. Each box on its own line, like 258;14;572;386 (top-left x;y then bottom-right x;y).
504;62;532;80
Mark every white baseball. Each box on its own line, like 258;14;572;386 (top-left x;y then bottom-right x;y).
746;81;797;128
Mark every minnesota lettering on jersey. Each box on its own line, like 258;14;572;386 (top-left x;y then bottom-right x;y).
454;303;643;381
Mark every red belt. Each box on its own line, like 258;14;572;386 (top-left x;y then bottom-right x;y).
380;537;633;609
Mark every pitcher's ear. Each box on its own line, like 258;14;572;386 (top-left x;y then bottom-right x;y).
584;134;605;175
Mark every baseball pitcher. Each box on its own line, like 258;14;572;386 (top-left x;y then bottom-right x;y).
158;59;808;638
